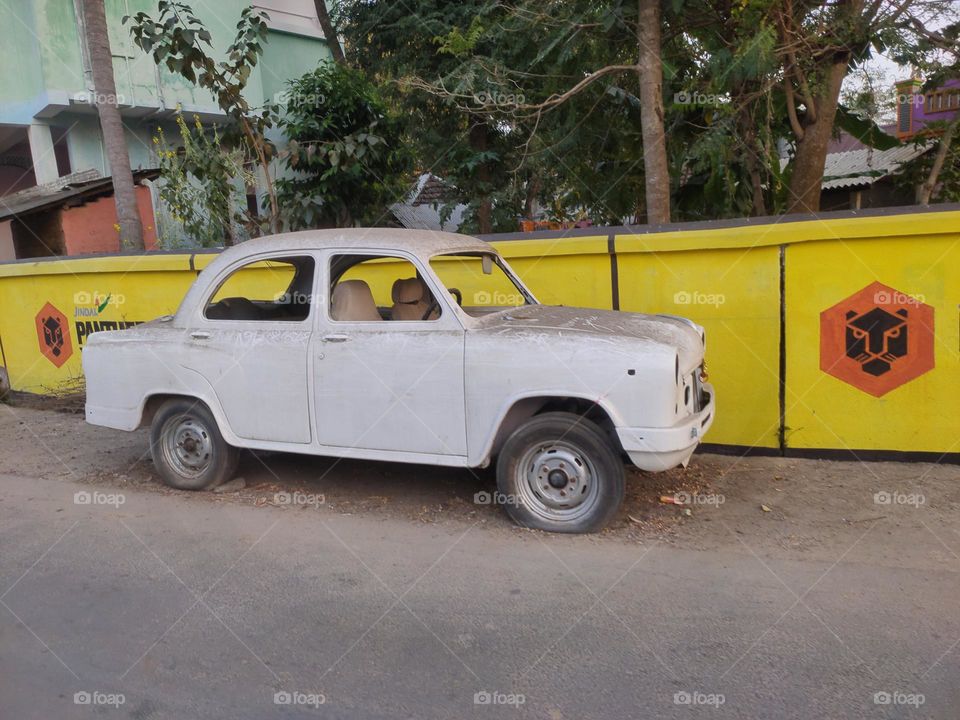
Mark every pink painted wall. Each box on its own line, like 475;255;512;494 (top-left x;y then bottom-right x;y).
60;185;158;255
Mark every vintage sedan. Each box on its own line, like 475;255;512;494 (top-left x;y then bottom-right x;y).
83;229;714;533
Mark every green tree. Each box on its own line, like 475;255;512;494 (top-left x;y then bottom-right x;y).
340;0;524;232
276;64;413;228
155;114;253;247
125;1;281;233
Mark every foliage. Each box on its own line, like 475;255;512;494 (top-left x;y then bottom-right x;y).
276;64;413;228
339;0;524;232
125;1;281;233
893;124;960;204
341;0;960;224
154;113;253;248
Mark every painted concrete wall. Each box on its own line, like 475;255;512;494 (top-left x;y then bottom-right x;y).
1;208;958;457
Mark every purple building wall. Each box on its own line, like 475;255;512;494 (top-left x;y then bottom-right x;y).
896;78;960;138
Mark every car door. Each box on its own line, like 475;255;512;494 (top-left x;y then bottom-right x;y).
312;250;467;457
182;252;316;445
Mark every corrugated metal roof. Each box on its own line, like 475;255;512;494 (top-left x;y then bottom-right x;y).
821;143;930;189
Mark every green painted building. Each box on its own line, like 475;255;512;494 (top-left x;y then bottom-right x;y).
0;0;331;246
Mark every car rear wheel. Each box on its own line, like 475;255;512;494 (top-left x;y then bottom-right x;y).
496;412;625;533
150;399;239;491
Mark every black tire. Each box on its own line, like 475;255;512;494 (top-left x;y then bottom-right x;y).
149;399;239;491
496;412;625;533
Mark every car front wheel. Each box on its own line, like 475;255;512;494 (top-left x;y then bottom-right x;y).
150;399;239;491
496;412;625;533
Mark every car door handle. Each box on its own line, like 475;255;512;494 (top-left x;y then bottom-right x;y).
190;331;211;340
322;334;350;343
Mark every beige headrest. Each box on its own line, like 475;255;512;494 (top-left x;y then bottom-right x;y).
391;277;428;304
331;280;382;321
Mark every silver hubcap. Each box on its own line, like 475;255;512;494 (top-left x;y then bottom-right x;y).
516;441;600;522
161;415;213;478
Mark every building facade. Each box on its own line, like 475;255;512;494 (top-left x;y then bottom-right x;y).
0;0;331;258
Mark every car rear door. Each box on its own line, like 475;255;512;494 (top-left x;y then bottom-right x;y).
182;253;316;445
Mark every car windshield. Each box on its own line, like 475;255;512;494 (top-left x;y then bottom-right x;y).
429;252;536;317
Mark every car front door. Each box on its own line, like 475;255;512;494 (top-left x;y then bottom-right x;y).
182;253;316;445
312;251;467;458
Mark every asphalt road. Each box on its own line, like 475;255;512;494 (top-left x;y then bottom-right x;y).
1;463;958;719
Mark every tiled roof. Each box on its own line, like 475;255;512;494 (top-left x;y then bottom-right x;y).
0;168;159;221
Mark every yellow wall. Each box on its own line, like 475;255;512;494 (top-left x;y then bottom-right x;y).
2;209;958;455
785;236;960;453
615;243;781;448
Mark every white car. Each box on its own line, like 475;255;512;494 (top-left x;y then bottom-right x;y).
83;229;714;533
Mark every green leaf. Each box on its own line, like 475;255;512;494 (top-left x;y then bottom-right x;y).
836;106;901;150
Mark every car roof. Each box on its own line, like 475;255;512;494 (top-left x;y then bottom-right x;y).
221;228;491;258
174;229;495;324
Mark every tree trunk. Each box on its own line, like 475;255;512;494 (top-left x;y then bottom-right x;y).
81;0;145;250
916;118;959;205
313;0;345;65
785;61;849;214
470;123;493;233
637;0;671;225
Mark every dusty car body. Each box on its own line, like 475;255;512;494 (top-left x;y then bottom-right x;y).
83;229;714;532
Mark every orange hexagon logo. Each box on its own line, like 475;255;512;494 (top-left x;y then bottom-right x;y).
35;302;73;368
820;281;934;397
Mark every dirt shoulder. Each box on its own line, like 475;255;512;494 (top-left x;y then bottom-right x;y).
1;403;957;568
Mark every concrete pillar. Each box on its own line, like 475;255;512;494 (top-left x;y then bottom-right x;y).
0;220;14;261
27;123;60;185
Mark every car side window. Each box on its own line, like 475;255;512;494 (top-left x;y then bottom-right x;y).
205;256;315;322
329;254;441;322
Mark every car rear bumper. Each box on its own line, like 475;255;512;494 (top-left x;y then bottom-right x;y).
86;403;141;431
615;383;715;471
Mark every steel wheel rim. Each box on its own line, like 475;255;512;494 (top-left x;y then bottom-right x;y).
515;440;601;523
160;413;213;479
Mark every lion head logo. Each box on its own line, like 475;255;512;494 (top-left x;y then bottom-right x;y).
35;302;74;368
821;282;934;397
844;307;908;376
41;315;65;357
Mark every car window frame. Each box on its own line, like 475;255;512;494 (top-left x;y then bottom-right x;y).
198;251;319;327
325;250;462;328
